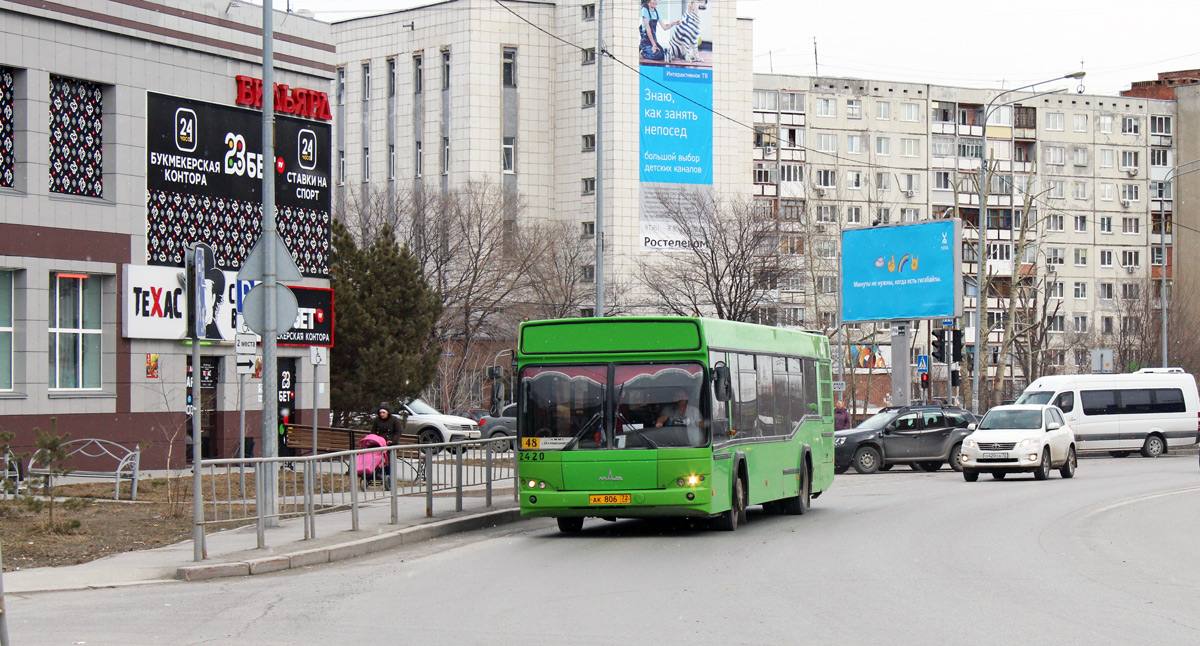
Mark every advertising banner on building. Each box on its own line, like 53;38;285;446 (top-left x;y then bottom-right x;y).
145;92;331;277
840;220;963;322
277;286;334;348
638;0;714;251
124;264;240;341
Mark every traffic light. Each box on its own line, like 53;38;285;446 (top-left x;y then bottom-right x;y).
951;329;965;362
931;329;947;363
950;370;960;387
920;373;930;389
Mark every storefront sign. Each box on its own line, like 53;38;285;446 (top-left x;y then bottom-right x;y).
234;76;332;121
278;286;334;347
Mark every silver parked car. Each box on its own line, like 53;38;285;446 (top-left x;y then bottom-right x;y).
479;403;516;451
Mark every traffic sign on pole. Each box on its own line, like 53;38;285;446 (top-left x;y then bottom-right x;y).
236;355;257;375
235;334;258;355
916;355;930;374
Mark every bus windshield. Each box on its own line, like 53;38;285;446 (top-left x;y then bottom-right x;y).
1015;391;1054;405
520;362;708;449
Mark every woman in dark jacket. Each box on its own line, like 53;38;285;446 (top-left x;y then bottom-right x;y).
834;401;852;431
372;402;405;444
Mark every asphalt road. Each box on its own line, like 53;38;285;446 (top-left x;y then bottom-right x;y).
7;455;1199;645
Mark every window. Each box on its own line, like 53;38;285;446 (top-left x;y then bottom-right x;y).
582;177;596;195
1073;215;1087;233
1151;115;1172;135
846;99;862;119
816;133;837;153
875;136;890;156
1046;112;1064;131
814;238;836;258
779;163;803;183
582;134;596;152
1152;181;1172;199
901;103;920;122
442;137;450;175
48;273;102;389
816;98;836;117
582;90;596;107
816;205;836;223
817;276;838;293
780;307;805;326
1151;148;1169;167
1121;184;1140;202
500;137;517;173
876;207;891;224
1074;182;1088;200
1101;316;1114;334
1099;283;1114;300
1074;282;1087;299
336;67;345;104
582;3;595;20
780;199;803;221
338;150;345;184
1049;281;1064;298
876;101;890;120
1073;114;1087;132
901;138;919;157
816;169;836;188
989;243;1013;260
1120;150;1139;169
1122;316;1140;334
0;270;11;389
901;173;919;192
754;125;779;148
1100;249;1114;267
753;90;778;111
1122;250;1140;268
1047;350;1065;367
1100;184;1115;203
413;54;423;93
781;235;804;255
1098;115;1113;133
753;162;777;184
1152;246;1164;266
1045;146;1065;165
362;147;370;182
1074;248;1087;266
875;173;891;191
387;58;396;97
780;92;804;112
362;63;371;99
901;208;919;222
934;171;953;190
932;101;954;123
1122;217;1140;234
503;48;517;87
582;48;596;65
932;136;954;157
846;206;862;224
581;265;595;283
388;144;395;179
783;127;803;148
1122;116;1140;135
846;135;863;154
988;139;1012;161
441;49;451;90
1048;315;1065;332
414;141;422;177
1047;213;1064;231
959;138;983;159
1122;282;1140;300
1047;248;1065;266
581;221;595;237
1074;315;1088;333
1073;147;1088;166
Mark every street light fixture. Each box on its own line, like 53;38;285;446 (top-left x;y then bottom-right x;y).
971;71;1086;414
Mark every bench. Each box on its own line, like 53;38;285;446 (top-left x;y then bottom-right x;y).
26;439;140;501
284;425;427;482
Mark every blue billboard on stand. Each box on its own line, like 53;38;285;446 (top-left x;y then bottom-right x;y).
841;220;962;322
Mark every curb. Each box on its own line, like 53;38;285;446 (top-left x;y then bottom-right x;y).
175;507;524;582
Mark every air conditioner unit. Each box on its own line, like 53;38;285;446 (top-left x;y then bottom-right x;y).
1120;198;1132;208
1125;167;1138;177
904;189;916;197
1125;265;1136;274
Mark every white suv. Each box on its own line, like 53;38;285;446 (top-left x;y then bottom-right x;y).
399;398;481;446
960;404;1077;481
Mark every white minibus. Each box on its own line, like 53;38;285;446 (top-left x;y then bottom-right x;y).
1015;368;1200;457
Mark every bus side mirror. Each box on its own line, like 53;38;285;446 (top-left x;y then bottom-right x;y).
712;364;732;402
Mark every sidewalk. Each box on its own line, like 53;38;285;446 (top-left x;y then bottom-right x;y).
3;486;524;594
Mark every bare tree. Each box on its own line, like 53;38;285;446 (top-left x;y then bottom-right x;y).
635;188;798;321
520;221;632;321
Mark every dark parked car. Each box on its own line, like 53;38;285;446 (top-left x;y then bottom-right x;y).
834;405;978;474
479;403;517;451
450;408;489;423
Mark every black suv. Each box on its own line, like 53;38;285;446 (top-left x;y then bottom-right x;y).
834;405;978;474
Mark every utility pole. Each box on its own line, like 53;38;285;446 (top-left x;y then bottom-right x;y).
260;0;280;526
593;0;605;317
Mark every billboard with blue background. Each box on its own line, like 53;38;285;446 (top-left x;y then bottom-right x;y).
841;220;962;322
638;0;714;251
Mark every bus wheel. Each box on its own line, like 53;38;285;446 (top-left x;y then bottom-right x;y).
1140;435;1165;458
714;476;745;531
781;467;810;515
557;517;584;533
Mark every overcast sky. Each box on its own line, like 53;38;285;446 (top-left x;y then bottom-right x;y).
288;0;1200;96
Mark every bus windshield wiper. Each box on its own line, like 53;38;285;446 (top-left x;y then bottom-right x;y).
563;411;604;451
623;428;658;449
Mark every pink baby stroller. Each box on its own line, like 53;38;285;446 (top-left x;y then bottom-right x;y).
356;434;390;490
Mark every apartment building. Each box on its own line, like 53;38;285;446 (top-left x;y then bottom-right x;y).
752;73;1177;399
0;0;334;461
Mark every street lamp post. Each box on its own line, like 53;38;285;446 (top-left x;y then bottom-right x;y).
971;72;1085;414
1158;160;1200;367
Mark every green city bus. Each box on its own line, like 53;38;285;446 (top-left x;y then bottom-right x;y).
516;317;835;532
